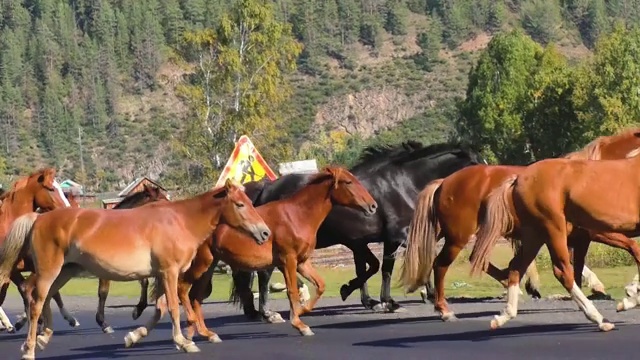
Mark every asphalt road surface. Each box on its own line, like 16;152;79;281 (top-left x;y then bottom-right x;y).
0;293;638;360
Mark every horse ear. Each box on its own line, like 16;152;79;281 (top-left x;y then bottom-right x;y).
634;131;640;138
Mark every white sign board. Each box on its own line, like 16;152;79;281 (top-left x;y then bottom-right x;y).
278;159;318;175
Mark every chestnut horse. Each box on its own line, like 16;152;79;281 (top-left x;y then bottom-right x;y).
0;179;270;359
0;168;71;333
399;128;640;321
122;166;377;348
468;153;640;332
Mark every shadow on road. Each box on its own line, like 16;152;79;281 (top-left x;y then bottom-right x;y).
351;322;630;348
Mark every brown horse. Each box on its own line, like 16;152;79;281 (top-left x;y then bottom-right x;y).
0;168;71;333
399;127;640;321
0;178;271;359
11;184;171;336
122;166;378;348
468;154;640;332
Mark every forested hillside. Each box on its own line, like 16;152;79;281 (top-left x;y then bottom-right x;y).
0;0;639;193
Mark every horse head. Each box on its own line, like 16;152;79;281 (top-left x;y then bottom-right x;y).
321;166;377;216
215;178;271;244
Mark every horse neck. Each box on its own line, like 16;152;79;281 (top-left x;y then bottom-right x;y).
171;192;224;242
284;178;334;233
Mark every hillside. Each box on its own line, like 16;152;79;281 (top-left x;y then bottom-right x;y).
0;0;635;192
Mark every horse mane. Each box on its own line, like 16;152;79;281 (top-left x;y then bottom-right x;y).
115;186;162;209
390;141;478;165
563;137;602;160
356;140;424;165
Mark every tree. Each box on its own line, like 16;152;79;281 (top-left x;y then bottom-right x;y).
414;14;443;71
572;23;640;138
457;30;543;164
175;0;303;191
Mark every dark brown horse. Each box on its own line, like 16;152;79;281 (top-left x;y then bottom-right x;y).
399;127;640;321
122;166;377;348
0;178;271;359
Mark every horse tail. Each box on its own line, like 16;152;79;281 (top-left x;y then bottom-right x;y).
147;276;163;303
469;175;517;277
228;274;242;307
399;178;444;293
0;212;39;285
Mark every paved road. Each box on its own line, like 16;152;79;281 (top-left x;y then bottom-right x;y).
0;294;638;360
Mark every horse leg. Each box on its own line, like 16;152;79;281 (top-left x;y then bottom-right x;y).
339;243;381;310
258;268;285;323
378;240;403;313
33;264;84;353
296;259;326;314
584;232;640;310
545;223;614;332
432;238;465;321
0;278;17;333
132;278;150;320
281;258;312;336
189;267;218;341
162;269;200;352
6;271;33;333
125;289;167;348
489;233;543;330
96;278;114;333
51;291;80;328
21;269;57;360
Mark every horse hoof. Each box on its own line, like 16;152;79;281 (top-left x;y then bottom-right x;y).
69;319;80;327
599;322;615;332
209;334;223;343
21;353;34;360
490;319;500;330
7;326;16;334
441;312;458;322
300;327;315;336
371;303;386;313
178;341;201;353
266;313;285;324
103;326;114;334
131;308;141;320
124;332;139;348
339;285;350;301
420;291;429;304
36;335;49;351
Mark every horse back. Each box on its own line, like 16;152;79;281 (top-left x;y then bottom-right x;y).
516;158;640;231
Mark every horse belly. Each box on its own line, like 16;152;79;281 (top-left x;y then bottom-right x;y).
66;246;153;281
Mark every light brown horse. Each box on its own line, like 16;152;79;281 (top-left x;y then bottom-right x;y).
122;166;378;348
468;154;640;332
399;127;640;321
0;178;271;359
0;168;71;333
11;184;171;336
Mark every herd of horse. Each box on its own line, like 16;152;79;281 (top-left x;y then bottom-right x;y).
0;127;639;359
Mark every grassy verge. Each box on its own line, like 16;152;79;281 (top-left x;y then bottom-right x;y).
8;243;638;302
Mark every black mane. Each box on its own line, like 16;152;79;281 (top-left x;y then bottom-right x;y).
357;140;424;164
114;188;157;209
391;141;478;165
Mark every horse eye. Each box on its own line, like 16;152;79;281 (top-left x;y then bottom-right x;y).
345;180;352;185
236;202;245;208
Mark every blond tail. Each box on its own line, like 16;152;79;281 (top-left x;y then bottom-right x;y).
398;178;444;293
0;212;39;285
468;175;517;277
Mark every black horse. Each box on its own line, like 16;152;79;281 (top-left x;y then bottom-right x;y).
229;140;487;320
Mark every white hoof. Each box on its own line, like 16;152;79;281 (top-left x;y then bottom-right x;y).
267;313;285;324
209;334;222;343
103;326;114;334
36;335;49;351
299;284;311;302
441;312;458;322
300;327;315;336
178;341;201;353
599;322;615;332
124;331;141;348
71;319;80;327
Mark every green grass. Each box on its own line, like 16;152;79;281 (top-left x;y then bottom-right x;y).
8;244;638;302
